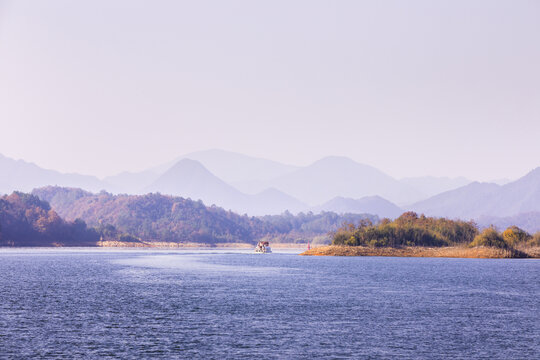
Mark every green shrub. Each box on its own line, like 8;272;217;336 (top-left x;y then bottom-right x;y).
502;226;531;246
469;227;508;249
119;234;141;243
332;212;476;248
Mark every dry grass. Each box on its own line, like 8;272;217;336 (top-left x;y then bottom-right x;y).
300;245;537;258
516;246;540;258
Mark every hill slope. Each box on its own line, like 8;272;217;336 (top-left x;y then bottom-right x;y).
145;159;244;207
400;176;472;199
0;153;107;194
476;212;540;233
410;167;540;219
33;186;377;244
0;192;101;246
144;159;306;215
265;156;423;205
249;188;307;215
314;196;403;219
103;170;160;194
154;149;298;183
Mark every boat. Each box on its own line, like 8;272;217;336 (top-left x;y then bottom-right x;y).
255;241;272;253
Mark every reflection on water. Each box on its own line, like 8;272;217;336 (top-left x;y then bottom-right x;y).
0;249;538;359
114;253;293;274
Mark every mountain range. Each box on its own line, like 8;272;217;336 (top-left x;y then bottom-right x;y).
410;167;540;220
0;153;106;194
312;196;403;219
143;159;306;215
1;150;538;230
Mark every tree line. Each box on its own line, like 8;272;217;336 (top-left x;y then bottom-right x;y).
0;187;377;245
0;192;130;246
332;211;540;249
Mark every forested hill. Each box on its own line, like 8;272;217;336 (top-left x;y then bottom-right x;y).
0;192;105;246
32;186;378;244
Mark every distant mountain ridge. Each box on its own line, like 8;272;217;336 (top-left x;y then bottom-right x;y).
410;167;540;220
2;151;539;224
259;156;423;206
103;170;159;194
153;149;299;183
400;176;472;199
145;159;243;206
476;212;540;234
0;153;107;194
144;158;307;215
313;196;403;219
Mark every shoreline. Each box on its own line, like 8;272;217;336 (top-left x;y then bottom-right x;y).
96;241;309;249
1;241;310;249
300;245;540;259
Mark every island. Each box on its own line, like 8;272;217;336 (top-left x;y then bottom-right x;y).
301;212;540;258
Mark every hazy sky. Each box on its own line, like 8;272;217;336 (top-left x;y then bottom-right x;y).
0;0;539;180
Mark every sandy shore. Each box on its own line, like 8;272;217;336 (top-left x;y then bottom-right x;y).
300;245;539;259
96;241;309;249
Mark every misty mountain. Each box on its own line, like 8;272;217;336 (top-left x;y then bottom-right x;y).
103;149;299;195
476;212;540;234
0;153;107;194
259;156;424;206
313;196;403;219
409;182;500;219
144;159;306;215
400;176;472;199
249;188;307;215
410;167;540;219
492;167;540;216
103;170;160;194
145;159;246;207
490;178;512;185
154;149;299;184
5;149;537;221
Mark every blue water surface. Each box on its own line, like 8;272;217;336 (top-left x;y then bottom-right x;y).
0;248;538;359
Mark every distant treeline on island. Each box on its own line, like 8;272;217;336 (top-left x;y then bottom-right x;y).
332;211;540;253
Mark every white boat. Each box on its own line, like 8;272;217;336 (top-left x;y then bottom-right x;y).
255;241;272;253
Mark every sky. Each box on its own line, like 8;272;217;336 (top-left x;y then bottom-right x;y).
0;0;539;181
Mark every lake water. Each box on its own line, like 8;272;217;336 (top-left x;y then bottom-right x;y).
0;249;538;359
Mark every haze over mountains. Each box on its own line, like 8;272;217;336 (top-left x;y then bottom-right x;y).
1;150;539;230
241;156;423;205
144;159;306;215
164;149;299;184
400;176;472;199
0;154;105;194
312;196;403;219
411;168;540;219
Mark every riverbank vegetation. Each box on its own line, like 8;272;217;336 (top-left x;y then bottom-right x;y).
332;212;478;247
326;212;539;258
